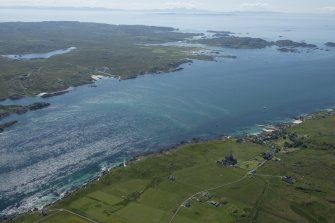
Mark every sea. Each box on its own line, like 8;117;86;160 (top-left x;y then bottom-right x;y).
0;9;335;216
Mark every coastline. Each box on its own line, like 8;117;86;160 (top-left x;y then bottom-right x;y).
0;102;50;132
0;57;208;102
0;14;334;223
0;57;204;134
3;107;334;220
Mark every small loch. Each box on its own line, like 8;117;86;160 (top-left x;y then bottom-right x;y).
1;47;76;60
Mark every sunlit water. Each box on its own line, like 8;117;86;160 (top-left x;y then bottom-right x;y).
0;10;335;216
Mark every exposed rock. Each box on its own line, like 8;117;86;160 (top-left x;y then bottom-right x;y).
41;91;69;98
1;103;50;119
0;103;50;132
9;95;23;100
277;48;300;53
0;121;18;132
221;55;237;59
325;42;335;47
27;102;50;111
194;34;317;51
274;40;317;48
16;108;29;115
207;30;233;37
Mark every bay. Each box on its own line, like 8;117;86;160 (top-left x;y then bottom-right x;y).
0;10;335;216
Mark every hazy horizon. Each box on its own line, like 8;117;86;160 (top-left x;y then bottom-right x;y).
1;0;335;14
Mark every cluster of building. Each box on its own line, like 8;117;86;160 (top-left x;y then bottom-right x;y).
217;154;238;166
209;200;223;208
262;151;275;160
282;176;295;184
168;175;176;181
187;192;226;209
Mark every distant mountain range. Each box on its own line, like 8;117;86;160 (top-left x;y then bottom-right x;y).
0;6;284;15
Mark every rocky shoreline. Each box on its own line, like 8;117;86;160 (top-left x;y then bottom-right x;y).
193;31;318;52
2;107;334;220
0;121;18;133
0;102;50;132
325;42;335;47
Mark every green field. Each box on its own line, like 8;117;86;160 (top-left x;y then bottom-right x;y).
6;111;335;223
0;22;210;99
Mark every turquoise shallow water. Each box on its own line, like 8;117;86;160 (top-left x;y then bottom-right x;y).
0;11;335;216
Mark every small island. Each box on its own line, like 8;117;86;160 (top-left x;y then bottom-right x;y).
207;30;234;37
193;31;317;52
325;42;335;47
0;121;17;133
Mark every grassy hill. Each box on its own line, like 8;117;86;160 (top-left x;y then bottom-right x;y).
6;110;335;223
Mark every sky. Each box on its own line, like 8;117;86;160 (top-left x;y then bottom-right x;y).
0;0;335;13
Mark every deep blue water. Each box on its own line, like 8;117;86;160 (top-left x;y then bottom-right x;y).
0;10;335;216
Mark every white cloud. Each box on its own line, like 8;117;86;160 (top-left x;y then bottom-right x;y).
321;6;335;12
241;2;269;10
163;1;202;9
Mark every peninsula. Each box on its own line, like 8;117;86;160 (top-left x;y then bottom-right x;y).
0;22;211;100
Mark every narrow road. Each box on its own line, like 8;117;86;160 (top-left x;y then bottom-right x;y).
33;208;100;223
33;160;269;223
254;174;282;178
57;209;100;223
168;161;267;223
32;210;60;223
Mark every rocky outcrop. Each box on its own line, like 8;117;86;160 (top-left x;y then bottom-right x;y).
41;91;69;98
325;42;335;47
0;102;50;132
274;40;317;48
277;48;300;53
27;102;50;111
194;32;317;51
0;121;18;132
0;103;50;120
195;36;271;49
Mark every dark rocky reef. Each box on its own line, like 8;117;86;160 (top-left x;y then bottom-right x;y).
0;121;18;133
27;102;51;110
0;102;50;119
325;42;335;47
0;102;50;132
274;40;317;48
8;95;24;100
220;55;237;59
277;48;300;53
207;30;233;37
41;91;69;98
